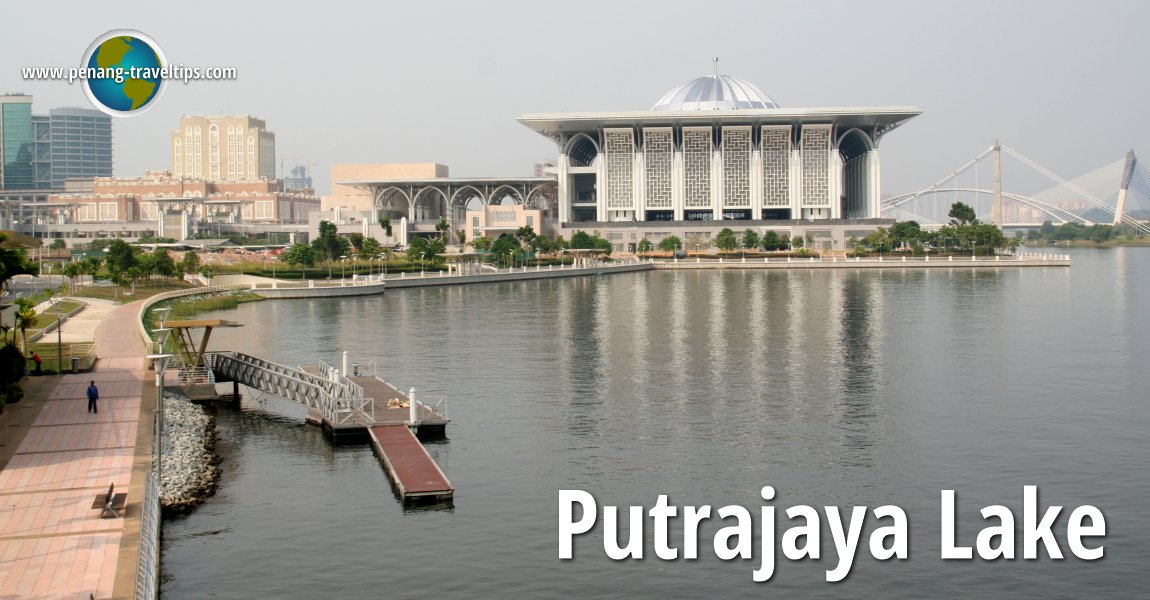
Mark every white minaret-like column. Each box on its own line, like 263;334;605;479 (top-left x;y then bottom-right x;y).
557;154;570;223
868;150;882;219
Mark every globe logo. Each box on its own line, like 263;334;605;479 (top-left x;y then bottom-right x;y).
81;30;167;117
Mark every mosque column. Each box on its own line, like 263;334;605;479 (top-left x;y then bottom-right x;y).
712;138;723;220
789;146;802;219
634;143;645;220
557;155;571;223
673;148;684;221
830;149;844;220
868;150;881;219
596;151;606;222
751;143;762;221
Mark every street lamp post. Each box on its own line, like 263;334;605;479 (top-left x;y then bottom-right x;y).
52;297;62;373
146;326;173;486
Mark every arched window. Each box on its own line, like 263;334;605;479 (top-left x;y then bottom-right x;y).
209;124;219;144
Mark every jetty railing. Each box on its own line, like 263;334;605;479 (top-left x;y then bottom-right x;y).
205;351;373;426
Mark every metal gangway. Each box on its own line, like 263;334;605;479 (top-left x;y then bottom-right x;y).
205;351;375;426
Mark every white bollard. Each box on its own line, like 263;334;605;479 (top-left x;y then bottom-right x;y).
409;387;418;424
342;351;349;378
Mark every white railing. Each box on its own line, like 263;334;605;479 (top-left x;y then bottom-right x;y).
133;472;160;600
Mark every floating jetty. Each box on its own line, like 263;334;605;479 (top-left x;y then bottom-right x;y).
195;348;453;505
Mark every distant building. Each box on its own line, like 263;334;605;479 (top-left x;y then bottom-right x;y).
284;165;313;193
171;115;275;181
49;107;114;188
1;96;114;191
466;204;542;241
0;94;35;190
42;170;320;242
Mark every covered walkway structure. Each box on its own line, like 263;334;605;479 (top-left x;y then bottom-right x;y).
337;176;558;238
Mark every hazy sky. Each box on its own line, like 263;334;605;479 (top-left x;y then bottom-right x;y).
4;0;1148;197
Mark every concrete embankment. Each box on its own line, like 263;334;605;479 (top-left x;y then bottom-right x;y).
651;255;1071;269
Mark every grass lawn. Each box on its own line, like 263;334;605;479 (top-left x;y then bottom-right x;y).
66;279;197;302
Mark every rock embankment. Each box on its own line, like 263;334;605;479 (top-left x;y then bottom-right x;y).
160;392;220;514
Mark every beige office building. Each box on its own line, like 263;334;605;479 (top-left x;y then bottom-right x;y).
171;115;276;182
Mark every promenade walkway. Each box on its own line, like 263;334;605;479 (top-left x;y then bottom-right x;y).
0;301;153;599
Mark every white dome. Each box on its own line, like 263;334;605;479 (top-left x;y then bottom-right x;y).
651;74;779;111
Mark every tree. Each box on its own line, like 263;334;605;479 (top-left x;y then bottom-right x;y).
469;236;493;252
658;236;682;252
347;233;365;252
0;233;33;293
378;215;393;239
515;226;537;246
489;234;521;267
948;202;978;225
435;218;450;241
104;239;136;283
49;239;67;256
14;298;37;352
760;230;779;251
82;256;102;281
181;251;201;276
360;237;383;258
282;243;317;268
637;238;653;253
198;265;213;282
863;227;891;253
457;229;467;247
889;220;923;248
311;220;351;268
406;237;429;264
569;231;596;249
714;228;738;252
791;235;805;249
62;261;83;295
742;229;760;252
125;266;143;295
152;248;177;279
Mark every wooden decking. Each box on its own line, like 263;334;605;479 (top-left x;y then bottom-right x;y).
294;364;452;503
369;425;453;504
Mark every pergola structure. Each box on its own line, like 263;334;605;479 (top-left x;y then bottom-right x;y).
146;197;256;239
159;318;244;369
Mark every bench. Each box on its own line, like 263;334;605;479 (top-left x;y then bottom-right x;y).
91;483;127;518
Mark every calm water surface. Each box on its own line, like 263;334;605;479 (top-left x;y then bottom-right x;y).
160;248;1149;598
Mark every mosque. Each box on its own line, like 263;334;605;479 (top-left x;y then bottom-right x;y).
342;63;921;251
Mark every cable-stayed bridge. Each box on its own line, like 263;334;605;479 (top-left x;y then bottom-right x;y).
882;143;1150;235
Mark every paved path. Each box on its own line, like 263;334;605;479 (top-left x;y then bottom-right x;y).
55;299;120;345
0;301;153;599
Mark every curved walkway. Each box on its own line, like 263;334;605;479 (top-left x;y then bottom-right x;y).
0;301;153;599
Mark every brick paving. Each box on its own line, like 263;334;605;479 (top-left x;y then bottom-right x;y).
0;301;152;599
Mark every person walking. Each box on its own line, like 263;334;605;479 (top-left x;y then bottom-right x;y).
87;380;99;414
29;352;41;376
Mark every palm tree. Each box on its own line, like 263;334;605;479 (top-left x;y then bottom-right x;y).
14;298;38;353
62;262;83;295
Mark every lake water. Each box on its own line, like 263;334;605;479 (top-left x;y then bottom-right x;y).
160;248;1149;598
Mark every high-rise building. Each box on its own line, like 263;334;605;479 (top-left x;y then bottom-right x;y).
171;115;275;181
284;164;313;192
0;95;113;190
0;94;35;190
49;107;113;188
